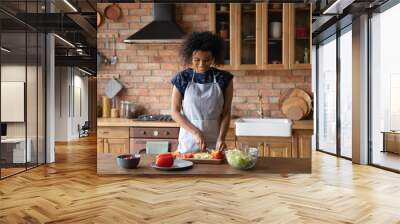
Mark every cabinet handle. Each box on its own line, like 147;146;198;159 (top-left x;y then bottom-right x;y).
103;131;109;134
142;131;146;135
153;131;159;137
165;131;170;135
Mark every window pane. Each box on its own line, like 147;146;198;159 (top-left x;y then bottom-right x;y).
371;4;400;171
317;36;337;154
340;28;352;158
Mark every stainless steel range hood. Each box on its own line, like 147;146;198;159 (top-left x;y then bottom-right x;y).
124;3;185;44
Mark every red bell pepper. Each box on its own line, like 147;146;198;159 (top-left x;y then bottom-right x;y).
155;153;174;167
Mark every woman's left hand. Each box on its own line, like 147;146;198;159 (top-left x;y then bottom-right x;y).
215;140;227;151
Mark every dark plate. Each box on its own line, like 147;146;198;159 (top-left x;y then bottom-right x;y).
151;160;193;171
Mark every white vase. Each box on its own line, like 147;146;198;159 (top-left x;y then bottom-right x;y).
270;22;282;39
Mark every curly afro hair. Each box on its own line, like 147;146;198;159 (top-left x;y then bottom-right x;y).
181;31;225;65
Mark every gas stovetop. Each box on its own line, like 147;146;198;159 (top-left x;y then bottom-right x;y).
135;114;173;122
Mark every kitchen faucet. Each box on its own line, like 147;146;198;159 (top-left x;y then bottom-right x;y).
257;93;264;119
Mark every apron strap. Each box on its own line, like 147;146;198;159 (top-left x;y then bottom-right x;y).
191;69;195;83
212;68;218;84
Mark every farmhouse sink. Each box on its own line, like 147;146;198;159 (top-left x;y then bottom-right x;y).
235;118;292;137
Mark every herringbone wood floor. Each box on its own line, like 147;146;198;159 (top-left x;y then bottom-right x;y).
1;135;400;224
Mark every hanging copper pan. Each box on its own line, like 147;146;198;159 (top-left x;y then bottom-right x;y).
104;3;121;21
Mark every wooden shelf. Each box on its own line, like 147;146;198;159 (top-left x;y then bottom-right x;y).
268;8;283;12
216;11;229;14
243;10;256;13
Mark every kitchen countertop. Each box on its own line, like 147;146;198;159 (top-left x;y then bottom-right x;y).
97;118;313;130
97;153;311;176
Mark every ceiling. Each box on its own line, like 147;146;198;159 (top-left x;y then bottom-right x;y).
0;0;96;74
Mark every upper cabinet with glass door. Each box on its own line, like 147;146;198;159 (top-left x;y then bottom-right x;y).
289;4;312;69
237;3;262;69
209;3;310;71
209;3;233;69
262;4;289;70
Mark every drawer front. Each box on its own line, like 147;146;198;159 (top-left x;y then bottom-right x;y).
130;138;178;154
104;138;129;154
98;127;129;138
130;127;179;139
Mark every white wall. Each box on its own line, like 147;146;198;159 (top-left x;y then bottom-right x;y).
55;67;89;141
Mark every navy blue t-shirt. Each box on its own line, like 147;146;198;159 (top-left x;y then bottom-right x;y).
171;68;233;96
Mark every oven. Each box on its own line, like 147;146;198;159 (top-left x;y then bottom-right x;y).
129;126;179;154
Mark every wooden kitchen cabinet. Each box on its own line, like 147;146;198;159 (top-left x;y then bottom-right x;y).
98;127;130;154
209;3;294;70
264;142;292;157
103;138;130;154
97;138;104;153
288;4;312;70
236;132;311;159
209;3;234;70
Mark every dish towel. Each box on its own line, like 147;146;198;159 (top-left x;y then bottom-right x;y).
146;141;169;155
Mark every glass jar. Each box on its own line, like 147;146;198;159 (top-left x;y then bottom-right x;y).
219;22;228;39
119;101;126;118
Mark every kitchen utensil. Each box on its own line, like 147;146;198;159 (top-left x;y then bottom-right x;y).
97;11;103;27
116;154;141;169
105;35;109;49
110;35;118;65
102;96;111;118
104;3;121;21
151;160;193;171
105;76;123;98
270;22;282;39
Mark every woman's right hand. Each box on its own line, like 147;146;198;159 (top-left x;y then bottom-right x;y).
193;130;206;151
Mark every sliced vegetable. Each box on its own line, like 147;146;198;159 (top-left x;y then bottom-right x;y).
193;153;213;159
211;149;223;160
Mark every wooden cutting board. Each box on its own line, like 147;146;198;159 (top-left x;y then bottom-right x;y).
180;158;224;164
280;88;312;115
281;96;308;120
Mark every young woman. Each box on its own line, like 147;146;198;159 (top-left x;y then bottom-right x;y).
171;31;234;153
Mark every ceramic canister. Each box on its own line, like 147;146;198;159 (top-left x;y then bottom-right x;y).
270;22;282;39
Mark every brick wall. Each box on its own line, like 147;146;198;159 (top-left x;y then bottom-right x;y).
97;3;311;117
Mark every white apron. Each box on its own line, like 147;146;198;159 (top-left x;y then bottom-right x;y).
177;68;224;153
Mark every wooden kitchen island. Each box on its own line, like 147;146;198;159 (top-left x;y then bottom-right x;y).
98;153;311;175
97;118;313;175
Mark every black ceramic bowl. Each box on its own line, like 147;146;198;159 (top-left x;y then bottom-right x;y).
116;154;141;169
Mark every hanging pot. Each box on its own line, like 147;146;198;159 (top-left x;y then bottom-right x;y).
104;3;121;21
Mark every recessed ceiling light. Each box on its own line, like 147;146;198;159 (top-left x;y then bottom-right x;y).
54;34;75;48
63;0;78;12
1;47;11;53
77;67;93;76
